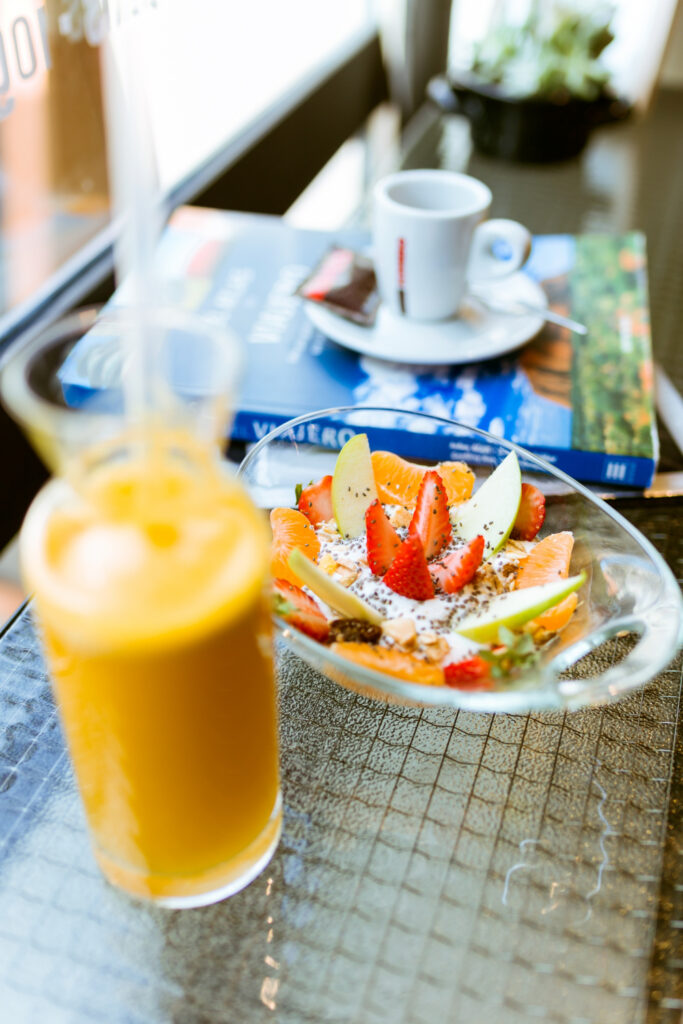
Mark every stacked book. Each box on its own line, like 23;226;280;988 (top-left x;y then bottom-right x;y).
61;206;658;487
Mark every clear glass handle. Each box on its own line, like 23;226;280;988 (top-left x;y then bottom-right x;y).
552;577;683;709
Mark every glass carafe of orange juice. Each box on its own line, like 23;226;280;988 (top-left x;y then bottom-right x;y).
0;307;281;907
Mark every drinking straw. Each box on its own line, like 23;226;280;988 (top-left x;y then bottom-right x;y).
100;9;164;423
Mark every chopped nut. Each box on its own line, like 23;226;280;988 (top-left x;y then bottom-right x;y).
476;563;505;593
389;505;413;529
335;565;358;587
417;634;450;662
335;554;359;571
321;520;342;544
505;539;532;558
318;552;337;575
383;617;417;647
318;519;339;538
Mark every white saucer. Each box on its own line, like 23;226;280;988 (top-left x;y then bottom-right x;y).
305;272;547;365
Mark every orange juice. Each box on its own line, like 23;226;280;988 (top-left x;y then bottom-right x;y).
21;434;280;906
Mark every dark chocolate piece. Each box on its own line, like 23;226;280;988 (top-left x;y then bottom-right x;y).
296;247;380;326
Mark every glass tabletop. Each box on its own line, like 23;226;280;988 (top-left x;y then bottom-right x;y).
1;92;682;1023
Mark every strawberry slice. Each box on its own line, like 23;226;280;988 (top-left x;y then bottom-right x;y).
365;499;401;575
511;483;546;540
272;578;330;642
429;535;485;594
298;475;334;526
383;532;434;601
409;470;452;560
444;655;493;690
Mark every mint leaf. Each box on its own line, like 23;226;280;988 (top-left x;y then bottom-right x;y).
498;625;516;648
479;629;541;681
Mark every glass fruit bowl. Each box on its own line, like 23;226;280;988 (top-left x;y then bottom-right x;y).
238;407;682;712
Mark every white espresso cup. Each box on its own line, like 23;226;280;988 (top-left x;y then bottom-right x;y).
372;169;532;321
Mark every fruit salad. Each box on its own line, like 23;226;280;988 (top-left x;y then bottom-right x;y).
270;435;585;691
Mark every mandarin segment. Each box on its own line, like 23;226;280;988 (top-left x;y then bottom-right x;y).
535;592;578;632
331;642;445;686
372;451;424;504
438;461;476;505
516;531;574;588
371;451;474;507
516;531;578;632
270;507;320;586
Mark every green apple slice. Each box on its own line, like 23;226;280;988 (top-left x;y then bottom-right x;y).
288;547;383;625
455;572;586;643
331;433;378;539
450;450;522;560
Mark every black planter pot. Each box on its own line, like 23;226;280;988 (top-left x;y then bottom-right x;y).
433;75;630;164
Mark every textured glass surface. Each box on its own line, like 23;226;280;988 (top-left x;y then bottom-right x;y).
0;603;681;1023
239;406;682;712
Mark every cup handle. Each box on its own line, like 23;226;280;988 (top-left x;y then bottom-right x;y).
467;219;532;283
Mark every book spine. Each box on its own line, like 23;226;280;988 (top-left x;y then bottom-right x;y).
232;410;655;487
541;449;656;488
232;411;297;444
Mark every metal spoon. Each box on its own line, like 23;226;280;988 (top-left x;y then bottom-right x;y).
468;289;588;335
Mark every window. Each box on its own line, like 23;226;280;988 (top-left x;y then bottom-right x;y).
127;0;375;194
0;0;377;341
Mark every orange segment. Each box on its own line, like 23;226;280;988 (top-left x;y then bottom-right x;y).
516;531;578;631
270;508;320;586
331;642;445;686
535;592;578;632
372;451;423;504
371;452;474;507
516;531;574;587
433;461;476;505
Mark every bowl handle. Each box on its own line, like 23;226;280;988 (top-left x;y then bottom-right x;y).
552;583;683;709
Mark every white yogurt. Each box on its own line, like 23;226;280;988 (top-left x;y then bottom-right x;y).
311;512;531;654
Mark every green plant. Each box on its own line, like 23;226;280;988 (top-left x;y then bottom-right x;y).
469;2;615;102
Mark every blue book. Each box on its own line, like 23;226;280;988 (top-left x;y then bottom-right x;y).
59;207;658;486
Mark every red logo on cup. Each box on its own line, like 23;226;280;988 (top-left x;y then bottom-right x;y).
397;237;406;313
